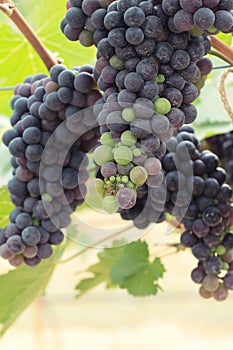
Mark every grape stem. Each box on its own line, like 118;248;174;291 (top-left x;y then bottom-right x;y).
210;49;233;67
210;36;233;66
0;0;58;70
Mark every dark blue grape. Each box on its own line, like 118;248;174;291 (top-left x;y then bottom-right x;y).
6;235;26;254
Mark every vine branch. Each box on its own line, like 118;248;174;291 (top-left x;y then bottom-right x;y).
0;0;58;70
59;224;134;264
210;36;233;65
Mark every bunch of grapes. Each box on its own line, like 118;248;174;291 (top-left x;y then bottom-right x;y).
83;0;218;211
202;130;233;187
163;127;233;300
0;64;102;267
162;0;233;33
119;125;233;300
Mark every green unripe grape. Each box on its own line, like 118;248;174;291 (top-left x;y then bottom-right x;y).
109;55;124;71
154;98;171;115
105;180;112;186
121;175;129;183
207;26;217;34
121;130;137;147
93;145;113;166
122;108;135;122
126;181;135;189
114;146;133;165
41;193;52;202
216;245;227;256
130;166;148;185
102;195;119;214
154;74;165;83
110;176;116;183
116;175;121;182
117;183;124;189
133;148;141;157
222;262;229;270
100;132;115;148
189;26;204;36
85;179;104;210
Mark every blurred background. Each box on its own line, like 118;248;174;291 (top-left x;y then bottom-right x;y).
0;1;233;349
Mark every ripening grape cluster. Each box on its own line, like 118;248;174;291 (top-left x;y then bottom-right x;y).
169;128;233;301
62;0;221;212
59;0;233;214
119;125;233;300
202;131;233;187
0;65;102;267
1;0;233;301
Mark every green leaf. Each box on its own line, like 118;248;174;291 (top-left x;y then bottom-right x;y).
0;187;14;228
110;241;166;297
75;246;124;298
216;32;232;46
109;241;149;284
0;0;96;117
0;248;62;337
75;241;166;298
88;247;125;274
75;274;107;297
119;258;165;296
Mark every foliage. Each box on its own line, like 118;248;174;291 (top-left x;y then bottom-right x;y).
0;245;64;337
75;241;165;298
0;187;14;228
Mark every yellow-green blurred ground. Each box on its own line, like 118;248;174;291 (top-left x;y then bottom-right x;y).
0;220;233;350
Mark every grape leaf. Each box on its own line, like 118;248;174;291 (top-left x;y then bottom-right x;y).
109;241;149;284
75;246;125;298
109;241;166;296
0;247;62;337
119;258;165;296
75;274;108;297
76;241;166;298
216;32;232;46
0;187;14;228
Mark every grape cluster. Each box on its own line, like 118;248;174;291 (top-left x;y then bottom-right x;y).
60;0;115;46
162;0;233;33
0;64;102;267
202;130;233;187
87;0;218;211
119;125;233;300
164;128;233;301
